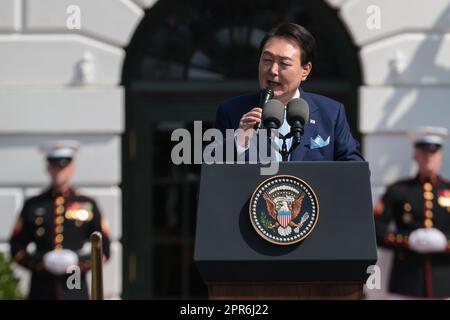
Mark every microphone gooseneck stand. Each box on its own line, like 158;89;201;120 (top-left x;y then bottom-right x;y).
267;130;302;161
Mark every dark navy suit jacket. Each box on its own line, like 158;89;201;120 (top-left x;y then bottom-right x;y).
214;88;364;161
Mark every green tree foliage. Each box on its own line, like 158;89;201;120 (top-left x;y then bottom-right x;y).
0;252;23;300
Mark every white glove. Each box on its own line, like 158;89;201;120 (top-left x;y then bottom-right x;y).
409;228;448;253
43;249;79;275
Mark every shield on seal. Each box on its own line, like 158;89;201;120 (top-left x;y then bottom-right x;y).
277;211;291;228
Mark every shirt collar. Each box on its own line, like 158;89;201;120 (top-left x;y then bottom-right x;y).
45;186;76;198
416;174;442;185
284;89;300;108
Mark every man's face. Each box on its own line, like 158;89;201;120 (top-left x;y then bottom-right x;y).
414;147;443;178
258;36;312;105
47;160;75;188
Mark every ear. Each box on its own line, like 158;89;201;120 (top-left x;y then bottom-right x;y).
301;62;312;81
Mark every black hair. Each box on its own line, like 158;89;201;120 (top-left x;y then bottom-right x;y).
259;22;316;66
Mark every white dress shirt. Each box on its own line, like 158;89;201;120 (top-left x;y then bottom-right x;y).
235;89;300;162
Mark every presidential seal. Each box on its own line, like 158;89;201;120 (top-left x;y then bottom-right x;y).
249;175;319;245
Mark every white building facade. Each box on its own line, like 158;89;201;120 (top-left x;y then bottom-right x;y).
1;0;450;299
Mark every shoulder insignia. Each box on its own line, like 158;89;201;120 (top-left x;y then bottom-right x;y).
12;217;24;235
374;199;384;216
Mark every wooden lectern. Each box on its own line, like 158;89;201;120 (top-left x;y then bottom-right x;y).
194;162;377;300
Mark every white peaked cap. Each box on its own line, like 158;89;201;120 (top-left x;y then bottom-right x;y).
408;126;449;147
41;140;80;158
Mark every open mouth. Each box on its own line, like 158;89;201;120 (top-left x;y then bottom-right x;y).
267;80;281;87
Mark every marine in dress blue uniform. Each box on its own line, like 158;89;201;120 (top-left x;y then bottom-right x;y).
374;127;450;298
9;141;111;300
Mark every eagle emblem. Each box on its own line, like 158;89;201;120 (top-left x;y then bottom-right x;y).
263;192;307;236
249;175;319;245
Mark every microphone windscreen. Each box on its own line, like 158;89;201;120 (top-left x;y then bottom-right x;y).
262;99;284;129
286;98;309;126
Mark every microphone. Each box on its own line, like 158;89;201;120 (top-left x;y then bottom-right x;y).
286;98;309;144
260;87;274;108
262;99;284;133
257;87;274;129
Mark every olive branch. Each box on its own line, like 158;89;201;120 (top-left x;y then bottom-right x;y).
259;211;272;230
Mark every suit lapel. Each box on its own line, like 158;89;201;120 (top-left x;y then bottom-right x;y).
299;88;319;115
291;89;319;161
241;89;319;161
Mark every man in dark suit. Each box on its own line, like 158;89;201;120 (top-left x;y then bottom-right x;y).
374;127;450;299
9;141;111;299
214;22;363;162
